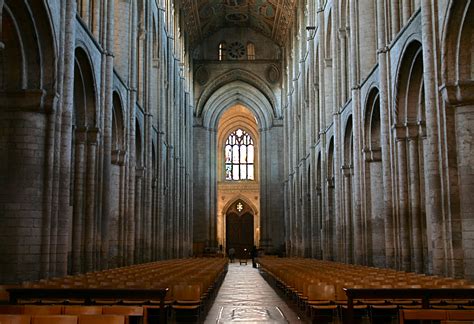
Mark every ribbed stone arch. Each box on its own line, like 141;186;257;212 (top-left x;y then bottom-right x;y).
201;80;275;131
197;69;279;120
194;78;284;255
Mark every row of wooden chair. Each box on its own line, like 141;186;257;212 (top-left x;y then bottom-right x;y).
258;257;474;322
2;258;228;323
9;258;227;306
0;314;124;324
400;309;474;323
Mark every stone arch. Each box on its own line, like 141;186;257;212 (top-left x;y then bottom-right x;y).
0;0;56;93
135;118;143;167
442;0;474;93
363;86;386;267
195;69;284;254
222;195;259;251
364;87;381;155
197;69;279;120
74;47;98;127
393;40;427;273
112;92;125;152
343;115;354;165
342;115;354;263
222;195;259;218
394;40;424;125
201;80;275;130
325;10;332;59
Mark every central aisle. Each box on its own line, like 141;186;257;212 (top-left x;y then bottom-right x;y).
205;261;303;323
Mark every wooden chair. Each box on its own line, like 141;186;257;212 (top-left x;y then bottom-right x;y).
31;315;78;324
0;305;24;314
63;306;103;315
101;306;143;324
78;315;125;324
447;310;474;320
0;314;31;324
23;305;63;315
399;309;447;324
370;305;398;324
171;284;202;323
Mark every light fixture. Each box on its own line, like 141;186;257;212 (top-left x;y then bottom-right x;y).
306;26;316;40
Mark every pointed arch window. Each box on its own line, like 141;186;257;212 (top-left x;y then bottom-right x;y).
219;41;227;61
225;129;254;181
247;42;255;60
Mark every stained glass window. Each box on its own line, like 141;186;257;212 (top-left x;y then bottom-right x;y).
225;129;254;181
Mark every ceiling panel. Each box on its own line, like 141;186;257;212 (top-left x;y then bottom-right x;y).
179;0;297;47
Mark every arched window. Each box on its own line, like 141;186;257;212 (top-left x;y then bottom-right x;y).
219;41;227;61
247;42;255;60
225;129;254;180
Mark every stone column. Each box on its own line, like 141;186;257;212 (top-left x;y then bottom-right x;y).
339;29;348;104
85;128;99;272
396;132;411;271
349;0;364;265
134;167;144;263
127;0;138;265
80;0;90;25
377;0;393;269
99;0;115;269
342;165;353;263
327;176;335;261
51;0;76;278
144;113;153;262
71;128;87;273
0;0;5;49
92;0;100;39
391;0;401;40
402;0;412;25
408;133;423;273
420;0;444;276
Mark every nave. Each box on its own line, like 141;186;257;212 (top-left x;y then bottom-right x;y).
1;257;474;323
204;261;302;323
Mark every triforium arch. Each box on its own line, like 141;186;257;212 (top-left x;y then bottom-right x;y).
441;0;474;279
193;78;284;256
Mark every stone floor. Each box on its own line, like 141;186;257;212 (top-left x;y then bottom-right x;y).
204;261;304;323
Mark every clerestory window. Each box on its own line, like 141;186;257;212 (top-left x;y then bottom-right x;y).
225;129;254;181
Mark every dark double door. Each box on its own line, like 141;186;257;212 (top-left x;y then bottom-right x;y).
226;213;254;259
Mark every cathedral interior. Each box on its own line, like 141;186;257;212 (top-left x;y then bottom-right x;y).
0;0;474;312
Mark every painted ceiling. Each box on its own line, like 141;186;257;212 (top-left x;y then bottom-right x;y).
179;0;297;47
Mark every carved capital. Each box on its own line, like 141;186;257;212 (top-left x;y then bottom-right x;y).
74;127;88;144
112;149;127;166
363;147;382;162
441;81;474;106
87;128;100;145
341;165;352;177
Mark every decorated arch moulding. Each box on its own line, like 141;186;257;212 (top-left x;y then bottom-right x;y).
201;80;275;131
197;69;278;111
221;194;259;217
196;69;279;119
